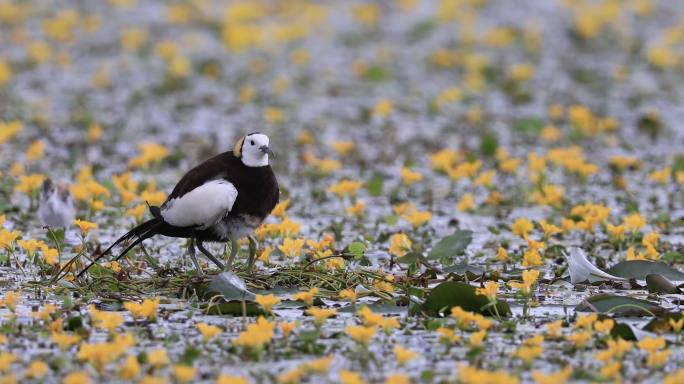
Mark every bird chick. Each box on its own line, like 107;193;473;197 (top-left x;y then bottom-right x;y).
38;178;75;228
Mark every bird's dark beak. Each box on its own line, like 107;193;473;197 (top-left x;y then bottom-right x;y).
259;145;275;157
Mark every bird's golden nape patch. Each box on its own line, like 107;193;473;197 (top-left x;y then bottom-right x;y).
233;136;245;157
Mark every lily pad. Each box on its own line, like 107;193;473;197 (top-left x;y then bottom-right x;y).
645;274;681;294
421;281;511;317
611;322;638;341
428;231;473;260
203;301;264;316
575;293;666;317
607;261;684;281
643;312;683;333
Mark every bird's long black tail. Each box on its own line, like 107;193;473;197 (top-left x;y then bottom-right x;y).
53;217;164;282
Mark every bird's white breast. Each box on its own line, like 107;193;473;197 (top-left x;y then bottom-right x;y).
161;179;238;228
38;193;75;228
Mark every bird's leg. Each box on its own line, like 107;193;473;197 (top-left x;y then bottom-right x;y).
247;236;258;273
226;235;240;269
187;237;203;276
197;240;225;270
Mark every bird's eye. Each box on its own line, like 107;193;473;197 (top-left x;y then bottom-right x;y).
250;140;255;145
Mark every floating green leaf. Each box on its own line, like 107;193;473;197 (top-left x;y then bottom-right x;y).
428;230;473;260
645;274;680;294
421;281;511;317
575;293;666;317
607;261;684;281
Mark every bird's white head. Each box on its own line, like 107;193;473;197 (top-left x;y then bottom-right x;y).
234;132;272;167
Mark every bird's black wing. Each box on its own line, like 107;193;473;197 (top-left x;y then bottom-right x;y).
164;151;236;202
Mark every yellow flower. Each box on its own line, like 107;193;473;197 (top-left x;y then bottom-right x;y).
566;330;592;348
140;376;165;384
436;327;461;345
264;107;285;124
512;217;534;238
649;167;671;184
513;345;543;365
530;184;564;207
255;294;281;313
291;288;318;307
540;125;562;142
647;349;670;368
25;361;49;380
328;180;362;198
196;323;222;342
508;269;540;295
301;355;333;374
330;140;355;156
0;121;22;144
279;321;296;338
429;149;460;172
372;99;393;118
118;355;140;380
475;281;499;302
233;317;275;350
0;59;11;86
51;332;80;350
389;233;411;257
474;170;495;187
126;204;146;221
339;288;357;303
457;364;517;384
499;157;522;173
457;193;475;212
545;320;562;339
73;219;97;236
123;298;160;320
120;27;146;52
14;174;45;194
26;140;45;161
89;305;124;331
400;168;422;185
18;239;44;255
509;63;535;82
0;354;15;373
271;199;290;218
575;313;597;330
599;361;621;380
77;341;126;372
0;230;20;250
669;317;684;333
393;345;418;366
531;366;572;384
522;248;544;267
637;336;665;352
340;370;366;384
217;375;248;384
346;201;365;217
402;210;432;228
468;330;487;348
622;213;646;232
63;371;91;384
0;291;19;311
173;365;196;384
496;247;508;262
593;319;614;334
128;143;169;169
147;348;169;367
606;224;626;241
279;237;305;258
345;325;376;347
305;307;337;326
